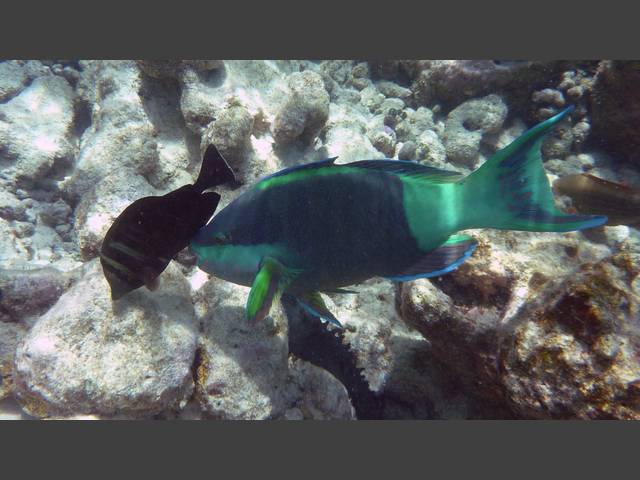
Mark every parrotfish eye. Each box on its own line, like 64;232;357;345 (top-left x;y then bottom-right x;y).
212;232;232;245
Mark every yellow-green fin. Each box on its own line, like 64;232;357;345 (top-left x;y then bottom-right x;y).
246;257;300;325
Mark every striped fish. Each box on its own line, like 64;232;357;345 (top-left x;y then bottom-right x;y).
100;145;234;300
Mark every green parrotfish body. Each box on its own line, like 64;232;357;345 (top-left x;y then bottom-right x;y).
190;106;606;327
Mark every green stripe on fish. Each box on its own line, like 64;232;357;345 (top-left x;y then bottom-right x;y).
191;105;607;327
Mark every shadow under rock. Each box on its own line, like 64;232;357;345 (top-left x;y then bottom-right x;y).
200;304;289;418
381;335;518;419
282;295;385;420
284;293;519;420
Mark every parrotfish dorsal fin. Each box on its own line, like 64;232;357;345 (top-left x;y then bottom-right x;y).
347;159;462;183
385;234;477;281
295;292;343;329
257;157;338;185
246;257;302;324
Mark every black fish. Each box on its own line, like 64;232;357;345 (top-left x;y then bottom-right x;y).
100;145;235;300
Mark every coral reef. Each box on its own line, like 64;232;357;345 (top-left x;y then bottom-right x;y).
0;266;82;324
13;260;198;418
0;322;24;400
591;61;640;165
192;277;354;420
0;59;639;420
398;227;640;418
200;102;254;179
272;71;330;148
0;75;75;187
444;94;507;167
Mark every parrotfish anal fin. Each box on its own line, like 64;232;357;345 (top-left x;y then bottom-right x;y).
347;159;462;183
296;292;343;329
246;257;301;325
386;234;478;281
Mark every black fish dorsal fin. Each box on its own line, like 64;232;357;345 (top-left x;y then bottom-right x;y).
346;159;462;182
194;144;237;192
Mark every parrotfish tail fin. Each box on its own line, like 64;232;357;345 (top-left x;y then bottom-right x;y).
246;257;301;325
193;144;237;193
461;106;607;232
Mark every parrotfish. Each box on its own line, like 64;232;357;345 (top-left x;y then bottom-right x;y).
191;106;607;326
100;145;235;300
553;173;640;227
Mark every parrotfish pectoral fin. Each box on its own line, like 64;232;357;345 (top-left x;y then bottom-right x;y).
246;257;301;325
462;106;607;233
385;234;477;281
296;292;343;329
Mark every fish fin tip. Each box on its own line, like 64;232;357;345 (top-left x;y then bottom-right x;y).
246;257;299;325
386;235;477;281
296;292;343;329
195;144;237;192
461;106;605;233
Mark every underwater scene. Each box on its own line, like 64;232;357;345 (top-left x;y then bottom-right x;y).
0;60;639;420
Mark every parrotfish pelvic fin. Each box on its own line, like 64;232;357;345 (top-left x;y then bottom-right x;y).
295;292;343;329
246;257;301;325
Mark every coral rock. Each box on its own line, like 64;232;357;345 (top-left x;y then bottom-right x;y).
502;254;640;419
0;322;25;400
591;61;640;164
201;102;254;176
193;277;355;419
13;260;197;418
444;94;507;167
0;76;75;187
272;71;330;147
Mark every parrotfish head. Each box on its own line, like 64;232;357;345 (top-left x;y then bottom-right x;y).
190;227;263;287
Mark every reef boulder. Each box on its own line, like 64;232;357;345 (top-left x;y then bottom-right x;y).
13;260;198;418
0;75;76;187
272;71;330;148
444;94;508;167
201;101;254;178
0;322;25;400
591;60;640;165
192;277;355;420
398;228;640;419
